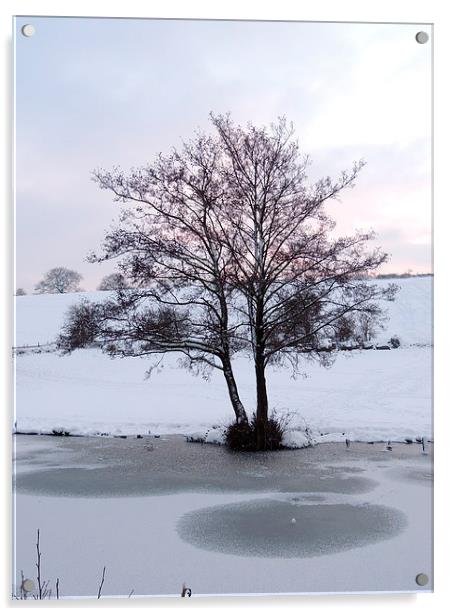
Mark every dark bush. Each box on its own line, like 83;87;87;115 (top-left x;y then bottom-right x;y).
251;414;285;451
225;413;285;451
51;429;71;437
225;420;254;451
57;300;101;352
389;336;401;348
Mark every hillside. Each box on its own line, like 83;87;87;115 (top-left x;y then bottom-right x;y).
14;277;433;442
15;277;432;348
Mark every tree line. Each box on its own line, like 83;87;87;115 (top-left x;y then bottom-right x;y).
15;270;130;296
15;268;430;297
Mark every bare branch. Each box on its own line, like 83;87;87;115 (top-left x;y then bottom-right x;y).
97;566;106;599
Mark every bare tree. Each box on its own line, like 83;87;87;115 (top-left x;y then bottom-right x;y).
59;114;396;449
15;288;27;296
35;267;82;294
97;273;129;291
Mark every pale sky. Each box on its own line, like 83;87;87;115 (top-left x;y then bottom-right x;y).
14;17;432;292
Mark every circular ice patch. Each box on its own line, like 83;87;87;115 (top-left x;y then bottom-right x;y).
177;499;407;558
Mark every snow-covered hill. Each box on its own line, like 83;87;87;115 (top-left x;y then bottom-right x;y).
14;277;433;442
15;277;432;348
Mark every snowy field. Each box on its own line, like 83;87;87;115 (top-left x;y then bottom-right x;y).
14;277;433;443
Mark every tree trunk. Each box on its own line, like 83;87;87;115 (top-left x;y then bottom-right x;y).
254;289;269;449
222;358;248;424
254;355;269;449
217;289;248;424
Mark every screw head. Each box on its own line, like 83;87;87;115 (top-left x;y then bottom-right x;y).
415;31;429;44
415;573;429;586
21;578;35;592
21;24;35;37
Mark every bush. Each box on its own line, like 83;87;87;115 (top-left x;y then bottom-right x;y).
225;413;285;451
51;429;71;437
389;336;401;348
57;300;101;352
225;420;254;450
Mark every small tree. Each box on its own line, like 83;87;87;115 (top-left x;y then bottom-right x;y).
97;273;129;291
60;114;397;450
15;288;27;296
35;267;82;294
59;300;101;349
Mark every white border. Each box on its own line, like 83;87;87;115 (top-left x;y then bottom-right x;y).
2;1;451;613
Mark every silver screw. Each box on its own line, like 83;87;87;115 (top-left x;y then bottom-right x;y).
415;31;429;44
21;24;35;37
415;573;429;586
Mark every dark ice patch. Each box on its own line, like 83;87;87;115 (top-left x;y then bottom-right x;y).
177;499;407;558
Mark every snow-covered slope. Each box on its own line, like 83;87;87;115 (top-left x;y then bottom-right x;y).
376;277;432;346
14;277;433;442
14;290;109;348
15;277;432;348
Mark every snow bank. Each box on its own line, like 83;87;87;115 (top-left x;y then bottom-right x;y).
185;427;226;445
204;428;227;445
281;430;313;449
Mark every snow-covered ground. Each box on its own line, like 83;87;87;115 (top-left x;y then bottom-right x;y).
14;277;433;442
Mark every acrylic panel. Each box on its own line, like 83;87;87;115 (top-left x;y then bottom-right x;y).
13;16;433;599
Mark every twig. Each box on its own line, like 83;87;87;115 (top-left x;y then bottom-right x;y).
56;577;60;600
128;589;135;598
97;566;106;599
36;529;42;600
41;580;51;599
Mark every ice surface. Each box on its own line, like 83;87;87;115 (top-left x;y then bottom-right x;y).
177;499;407;558
12;437;433;597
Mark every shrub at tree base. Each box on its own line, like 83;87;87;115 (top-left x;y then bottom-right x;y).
226;414;285;451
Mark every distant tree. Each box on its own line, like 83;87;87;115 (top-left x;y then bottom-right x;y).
356;312;380;344
35;267;82;294
15;288;27;296
97;273;129;291
59;114;396;450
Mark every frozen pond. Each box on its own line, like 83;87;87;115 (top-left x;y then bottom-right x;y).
12;435;433;597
